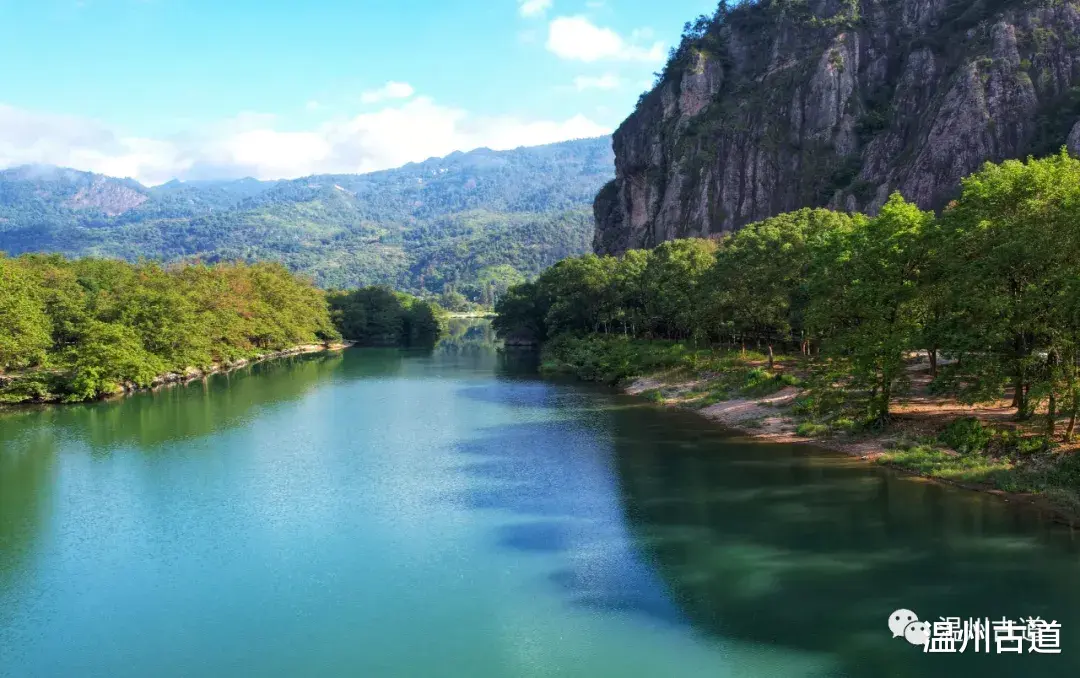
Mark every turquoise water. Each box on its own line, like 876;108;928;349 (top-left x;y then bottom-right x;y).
2;330;1079;677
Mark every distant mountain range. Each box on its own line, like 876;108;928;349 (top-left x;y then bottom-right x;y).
0;137;614;297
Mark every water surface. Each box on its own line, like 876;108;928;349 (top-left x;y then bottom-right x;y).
2;329;1079;677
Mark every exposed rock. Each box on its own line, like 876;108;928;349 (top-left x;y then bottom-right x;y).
66;177;148;216
596;0;1080;254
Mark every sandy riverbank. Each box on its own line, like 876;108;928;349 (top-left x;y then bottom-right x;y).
622;368;1080;528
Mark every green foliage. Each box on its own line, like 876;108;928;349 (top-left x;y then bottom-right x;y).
0;255;51;369
497;151;1080;443
540;335;691;384
0;255;339;403
807;193;933;424
795;422;830;437
741;367;801;397
642;389;666;403
0;138;613;301
328;287;444;347
708;208;859;363
935;151;1080;429
939;418;993;454
992;429;1053;457
877;445;1014;483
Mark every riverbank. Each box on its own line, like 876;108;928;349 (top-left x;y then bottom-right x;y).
446;311;497;319
0;341;353;406
540;335;1080;526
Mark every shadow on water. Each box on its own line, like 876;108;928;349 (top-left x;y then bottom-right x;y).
455;374;1080;677
452;413;687;632
607;407;1080;677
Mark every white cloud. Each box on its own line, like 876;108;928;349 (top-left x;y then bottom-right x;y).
573;74;621;91
546;16;664;63
360;81;415;105
518;0;552;17
305;100;321;112
0;99;610;186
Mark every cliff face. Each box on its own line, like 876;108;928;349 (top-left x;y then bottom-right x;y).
595;0;1080;254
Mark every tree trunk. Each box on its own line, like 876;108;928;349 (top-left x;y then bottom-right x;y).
1046;349;1060;438
1047;388;1057;438
880;376;892;424
927;348;937;377
1066;393;1078;441
1012;369;1028;419
768;344;775;370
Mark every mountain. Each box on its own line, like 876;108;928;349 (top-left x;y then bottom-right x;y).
593;0;1080;254
0;137;614;298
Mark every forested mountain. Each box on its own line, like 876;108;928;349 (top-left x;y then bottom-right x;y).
0;137;613;298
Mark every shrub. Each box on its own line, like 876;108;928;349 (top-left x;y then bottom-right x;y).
642;389;665;403
796;422;830;437
831;417;857;433
741;368;802;397
1047;453;1080;487
992;429;1052;457
939;417;993;454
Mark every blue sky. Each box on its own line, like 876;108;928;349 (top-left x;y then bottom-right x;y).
0;0;717;184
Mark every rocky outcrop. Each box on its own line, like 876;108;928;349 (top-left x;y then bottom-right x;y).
66;177;148;215
595;0;1080;254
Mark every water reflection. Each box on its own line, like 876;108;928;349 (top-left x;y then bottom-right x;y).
0;428;56;605
3;330;1078;677
0;353;345;454
604;404;1080;677
437;318;499;354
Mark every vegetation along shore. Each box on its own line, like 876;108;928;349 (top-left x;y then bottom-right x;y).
0;256;444;405
495;151;1080;522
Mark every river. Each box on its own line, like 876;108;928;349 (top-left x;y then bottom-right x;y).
1;323;1078;677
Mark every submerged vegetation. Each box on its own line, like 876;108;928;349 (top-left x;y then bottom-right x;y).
496;150;1080;512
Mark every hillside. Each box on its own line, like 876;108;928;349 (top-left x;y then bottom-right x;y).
0;137;614;298
593;0;1080;254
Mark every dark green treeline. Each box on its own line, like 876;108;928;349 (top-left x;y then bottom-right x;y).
495;150;1080;430
327;287;444;348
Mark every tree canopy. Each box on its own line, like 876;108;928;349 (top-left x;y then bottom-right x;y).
495;149;1080;433
0;256;339;403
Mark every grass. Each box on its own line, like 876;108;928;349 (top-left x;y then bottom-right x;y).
877;445;1014;483
541;333;1080;519
541;335;802;404
877;440;1080;515
796;422;830;437
641;389;666;403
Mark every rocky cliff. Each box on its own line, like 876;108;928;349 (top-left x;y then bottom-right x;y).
594;0;1080;254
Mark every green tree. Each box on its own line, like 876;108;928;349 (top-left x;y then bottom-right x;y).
0;256;51;370
937;151;1080;428
809;194;932;424
712;209;855;367
65;321;165;401
492;281;550;344
538;255;618;335
640;239;717;340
